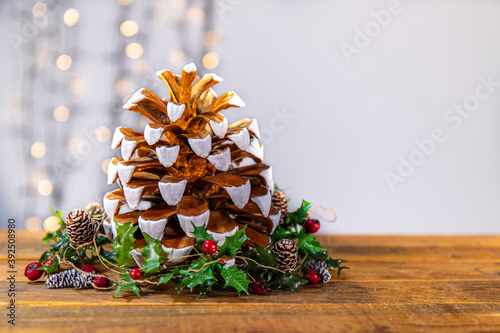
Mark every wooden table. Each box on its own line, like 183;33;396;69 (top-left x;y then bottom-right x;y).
1;231;499;332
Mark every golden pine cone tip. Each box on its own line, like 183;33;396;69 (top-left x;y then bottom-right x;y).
272;239;298;272
66;209;96;246
272;190;288;224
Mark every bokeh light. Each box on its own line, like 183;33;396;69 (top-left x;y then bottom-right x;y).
53;106;70;122
202;52;220;70
118;0;134;6
187;6;205;23
204;30;220;47
169;49;186;66
26;217;42;232
94;126;112;142
63;8;79;26
115;78;132;96
125;43;143;59
38;180;53;196
120;20;139;37
30;142;46;159
43;216;60;232
171;0;187;10
56;54;72;71
32;2;47;18
102;158;111;173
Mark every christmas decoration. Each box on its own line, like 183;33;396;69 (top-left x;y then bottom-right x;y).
272;190;288;225
32;64;348;298
303;218;321;234
24;262;43;281
272;239;299;273
66;209;96;246
45;268;93;289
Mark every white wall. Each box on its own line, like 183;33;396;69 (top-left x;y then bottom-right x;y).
1;0;499;234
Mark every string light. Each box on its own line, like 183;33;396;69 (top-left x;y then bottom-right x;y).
187;6;205;23
32;2;47;18
102;158;111;174
169;49;186;66
38;180;53;196
30;142;46;159
118;0;134;6
25;217;42;232
125;43;143;59
56;54;72;71
43;216;60;232
53;106;70;122
94;126;112;142
202;52;219;70
120;20;139;37
63;8;79;26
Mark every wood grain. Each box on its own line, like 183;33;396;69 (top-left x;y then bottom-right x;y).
1;231;499;332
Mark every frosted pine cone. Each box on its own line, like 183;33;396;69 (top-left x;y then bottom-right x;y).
85;202;105;219
317;267;331;283
272;239;298;272
302;260;331;283
272;190;288;225
66;209;96;246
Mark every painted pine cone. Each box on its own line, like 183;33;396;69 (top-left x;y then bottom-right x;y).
45;268;93;289
303;260;331;283
85;202;105;219
272;239;298;272
318;267;331;283
66;209;96;246
272;190;288;225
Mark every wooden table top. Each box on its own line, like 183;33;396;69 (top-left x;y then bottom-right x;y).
1;231;499;332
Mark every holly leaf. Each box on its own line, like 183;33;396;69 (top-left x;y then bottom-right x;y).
49;207;67;228
287;200;314;226
36;257;59;274
297;230;326;254
270;226;294;243
221;264;250;294
111;222;138;266
192;223;216;246
141;232;168;275
115;274;141;298
218;226;247;257
254;244;277;267
269;272;307;292
182;257;216;292
158;272;174;284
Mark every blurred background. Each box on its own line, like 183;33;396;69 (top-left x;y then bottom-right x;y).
1;0;499;234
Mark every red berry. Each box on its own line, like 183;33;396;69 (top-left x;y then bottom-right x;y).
94;275;110;288
82;264;98;274
251;281;268;295
303;218;321;234
24;262;43;281
202;239;218;255
130;268;142;280
42;259;53;266
305;269;321;284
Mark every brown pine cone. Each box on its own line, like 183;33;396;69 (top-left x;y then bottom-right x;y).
272;190;288;225
272;239;298;272
66;209;96;246
85;202;104;219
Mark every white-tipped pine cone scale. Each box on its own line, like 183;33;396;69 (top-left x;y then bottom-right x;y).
104;63;279;264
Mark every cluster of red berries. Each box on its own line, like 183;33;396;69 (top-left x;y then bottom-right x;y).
24;261;110;288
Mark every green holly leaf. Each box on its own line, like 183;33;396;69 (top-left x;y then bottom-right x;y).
48;207;67;228
141;232;168;275
192;223;216;246
36;257;59;274
287;200;314;226
158;272;174;284
218;226;247;257
182;257;216;292
221;264;250;294
268;272;307;292
297;230;326;254
111;222;138;266
115;274;141;298
254;244;277;267
270;226;294;242
171;278;185;293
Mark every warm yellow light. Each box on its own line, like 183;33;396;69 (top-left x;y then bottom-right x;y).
204;30;219;47
125;43;143;59
53;106;70;122
169;49;186;66
118;0;134;6
31;169;46;185
120;20;139;37
95;126;112;142
67;137;84;152
102;158;111;174
123;94;132;104
56;54;72;71
38;180;53;196
30;142;46;159
133;59;150;75
63;8;79;26
187;6;205;23
26;217;42;232
202;52;220;70
115;78;132;96
69;77;86;95
43;216;60;232
32;2;47;18
171;0;187;10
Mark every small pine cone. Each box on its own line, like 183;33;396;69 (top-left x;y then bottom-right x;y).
302;260;316;272
74;272;94;289
271;190;288;225
66;209;96;246
85;202;104;220
272;239;298;272
315;261;328;271
317;267;331;283
45;269;81;289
